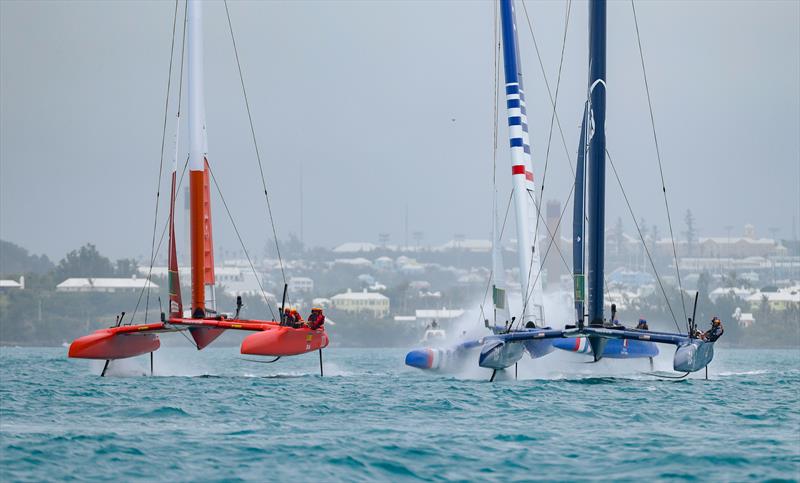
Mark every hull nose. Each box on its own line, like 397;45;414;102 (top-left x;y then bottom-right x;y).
405;349;434;369
479;340;524;370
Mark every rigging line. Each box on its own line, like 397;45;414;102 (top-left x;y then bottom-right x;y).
516;183;575;331
520;0;575;176
528;0;572;292
143;0;181;324
538;0;572;198
528;190;573;281
130;156;191;325
477;192;514;328
206;163;278;321
630;0;688;326
223;0;286;285
607;149;682;332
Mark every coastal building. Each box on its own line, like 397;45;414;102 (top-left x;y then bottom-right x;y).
657;225;787;259
333;242;378;253
288;276;314;293
0;276;24;290
333;258;373;269
746;287;800;312
732;308;755;328
56;277;158;293
331;289;390;318
373;256;394;271
709;287;754;303
435;239;492;252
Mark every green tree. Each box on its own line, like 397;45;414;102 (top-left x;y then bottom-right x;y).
0;240;54;275
115;258;138;277
54;244;115;282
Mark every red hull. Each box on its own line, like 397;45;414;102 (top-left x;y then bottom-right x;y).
68;318;329;361
241;327;329;357
68;325;162;359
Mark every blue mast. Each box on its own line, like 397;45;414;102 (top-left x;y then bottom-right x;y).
573;102;588;326
586;0;607;356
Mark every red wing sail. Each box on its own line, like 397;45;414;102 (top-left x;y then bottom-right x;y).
168;172;183;318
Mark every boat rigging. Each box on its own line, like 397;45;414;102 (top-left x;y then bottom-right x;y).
68;0;329;376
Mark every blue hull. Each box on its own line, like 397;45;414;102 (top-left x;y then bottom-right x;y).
552;337;658;358
405;339;481;371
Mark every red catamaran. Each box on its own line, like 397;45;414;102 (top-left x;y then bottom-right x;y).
68;0;328;375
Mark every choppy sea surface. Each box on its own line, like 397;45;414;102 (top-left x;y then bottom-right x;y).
1;345;798;482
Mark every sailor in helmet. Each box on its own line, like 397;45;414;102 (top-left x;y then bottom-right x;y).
701;316;724;342
307;307;326;330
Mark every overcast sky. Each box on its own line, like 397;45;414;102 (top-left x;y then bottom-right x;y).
1;0;798;261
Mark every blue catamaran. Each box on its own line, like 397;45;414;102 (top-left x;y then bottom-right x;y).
406;0;719;379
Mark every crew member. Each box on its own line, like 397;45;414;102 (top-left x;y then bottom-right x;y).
290;308;305;328
307;307;326;330
282;307;294;326
636;318;649;330
702;317;724;342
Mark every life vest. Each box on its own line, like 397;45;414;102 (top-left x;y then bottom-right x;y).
308;313;325;330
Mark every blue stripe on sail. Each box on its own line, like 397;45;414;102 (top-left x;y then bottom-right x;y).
510;138;524;148
507;99;521;109
520;106;527;116
506;84;520;95
522;123;528;132
508;116;522;126
523;144;531;154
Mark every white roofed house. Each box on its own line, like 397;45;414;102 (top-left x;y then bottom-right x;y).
331;289;390;318
288;276;314;294
57;276;158;293
333;242;378;254
746;288;800;313
435;239;492;252
709;287;754;303
0;276;24;290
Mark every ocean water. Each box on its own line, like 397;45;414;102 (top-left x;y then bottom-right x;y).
1;345;798;482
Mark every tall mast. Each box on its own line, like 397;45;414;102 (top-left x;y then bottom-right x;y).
586;0;607;330
499;0;544;326
188;0;215;318
573;102;588;326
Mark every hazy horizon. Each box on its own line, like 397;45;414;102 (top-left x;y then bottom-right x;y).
2;0;799;261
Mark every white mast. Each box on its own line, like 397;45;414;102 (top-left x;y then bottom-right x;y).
500;0;545;326
188;0;206;174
